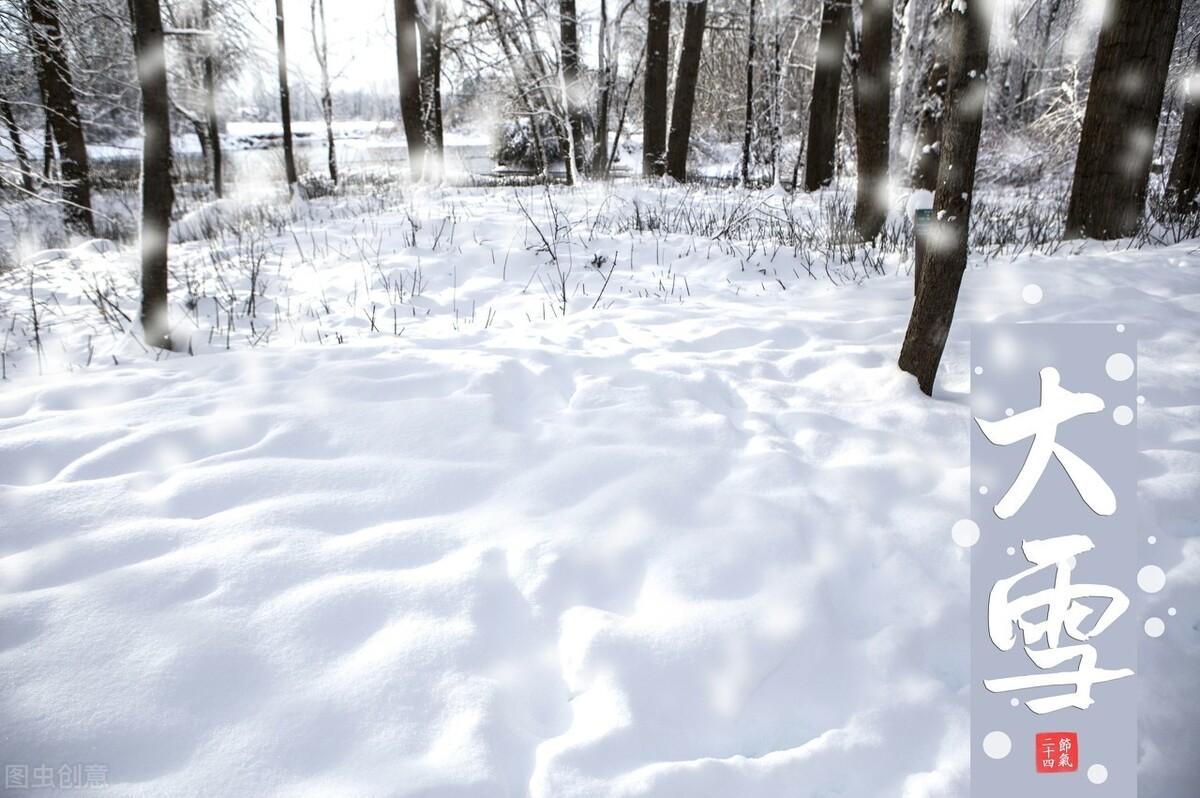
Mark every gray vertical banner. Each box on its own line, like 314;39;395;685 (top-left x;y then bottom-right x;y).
971;324;1137;796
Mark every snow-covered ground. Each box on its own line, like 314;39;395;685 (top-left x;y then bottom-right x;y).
0;185;1197;796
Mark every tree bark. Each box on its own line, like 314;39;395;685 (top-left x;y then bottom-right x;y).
311;0;338;185
395;0;424;180
418;0;444;182
741;0;757;185
28;0;93;233
804;0;850;191
1064;0;1183;239
127;0;175;349
1167;41;1200;212
559;0;584;183
642;0;670;177
854;0;893;240
274;0;298;187
909;0;951;191
1;96;35;193
202;0;223;197
667;0;707;182
898;0;994;396
593;0;611;176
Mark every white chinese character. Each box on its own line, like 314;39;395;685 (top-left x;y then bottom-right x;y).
30;765;53;789
5;764;28;789
984;534;1133;714
976;366;1115;518
83;764;108;788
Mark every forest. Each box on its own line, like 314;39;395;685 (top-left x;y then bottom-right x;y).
0;1;1197;796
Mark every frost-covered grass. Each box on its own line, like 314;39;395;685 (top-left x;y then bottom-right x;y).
0;177;1198;796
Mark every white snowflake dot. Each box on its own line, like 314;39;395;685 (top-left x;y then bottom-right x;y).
982;731;1011;759
979;486;988;495
1145;617;1165;638
1148;535;1157;544
974;366;983;375
952;519;980;547
1168;607;1177;616
1138;565;1166;593
1116;324;1125;332
1022;284;1043;305
1106;353;1134;381
1113;405;1133;426
1088;764;1108;784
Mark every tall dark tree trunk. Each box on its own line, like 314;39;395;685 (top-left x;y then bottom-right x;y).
642;0;670;178
667;0;707;182
395;0;424;180
312;0;338;185
418;0;444;182
42;117;54;180
559;0;584;183
910;0;951;191
1;96;35;193
1166;41;1200;212
202;0;223;197
593;0;611;176
28;0;93;233
804;0;850;191
1064;0;1183;239
273;0;298;187
853;0;893;240
127;0;174;350
741;0;757;186
898;0;994;396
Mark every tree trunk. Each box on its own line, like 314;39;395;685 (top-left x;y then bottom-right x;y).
854;0;893;240
42;117;54;180
1166;41;1200;212
202;0;223;197
1064;0;1183;239
909;0;951;191
274;0;298;187
741;0;757;185
1;96;35;193
312;0;338;185
28;0;93;234
898;0;994;396
127;0;175;350
804;0;850;191
395;0;424;180
666;0;707;182
559;0;584;183
593;0;611;176
418;0;445;182
642;0;670;178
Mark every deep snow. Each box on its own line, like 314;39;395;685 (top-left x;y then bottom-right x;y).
0;185;1197;797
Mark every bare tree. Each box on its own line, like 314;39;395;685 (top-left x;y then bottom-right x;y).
740;0;756;185
853;0;892;240
1064;0;1183;239
559;0;583;182
909;0;950;191
898;0;995;395
667;0;707;182
1;94;35;192
592;0;611;175
28;0;93;233
395;0;423;179
273;0;297;187
804;0;849;191
1167;37;1200;211
127;0;174;349
311;0;337;185
643;0;669;177
417;0;444;181
202;0;223;197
